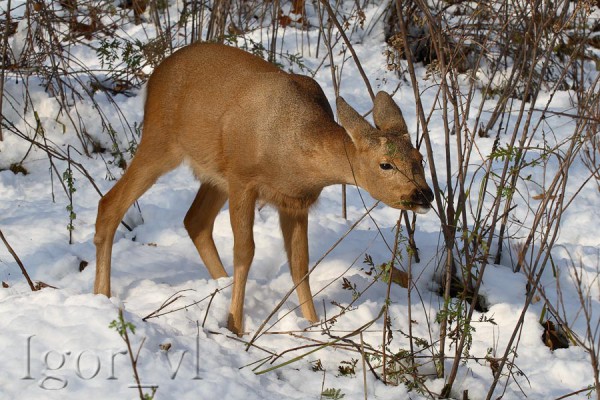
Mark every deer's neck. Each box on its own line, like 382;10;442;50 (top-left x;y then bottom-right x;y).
311;125;358;187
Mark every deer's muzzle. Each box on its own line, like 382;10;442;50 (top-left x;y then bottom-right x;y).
410;186;434;214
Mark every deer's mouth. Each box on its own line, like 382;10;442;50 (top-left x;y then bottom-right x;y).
412;202;432;214
392;198;432;214
390;200;429;213
407;186;434;214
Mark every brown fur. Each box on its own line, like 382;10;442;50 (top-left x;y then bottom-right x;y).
93;43;433;335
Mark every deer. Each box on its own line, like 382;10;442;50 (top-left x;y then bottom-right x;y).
93;43;434;336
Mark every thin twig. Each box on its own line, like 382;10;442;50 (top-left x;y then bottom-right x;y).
381;217;402;383
142;284;232;321
254;306;385;375
246;201;379;350
0;227;36;291
320;0;375;100
0;0;12;141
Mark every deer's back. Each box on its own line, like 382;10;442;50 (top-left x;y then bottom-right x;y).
141;43;339;203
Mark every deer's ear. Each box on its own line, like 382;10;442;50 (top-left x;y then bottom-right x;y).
373;91;409;137
337;96;373;146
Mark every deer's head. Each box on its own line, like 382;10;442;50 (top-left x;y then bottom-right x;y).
337;92;434;214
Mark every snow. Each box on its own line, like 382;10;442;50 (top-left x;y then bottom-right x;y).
1;1;599;399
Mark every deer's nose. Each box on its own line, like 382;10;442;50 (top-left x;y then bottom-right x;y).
412;187;434;206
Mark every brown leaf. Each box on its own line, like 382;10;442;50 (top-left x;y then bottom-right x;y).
34;281;58;290
70;22;96;40
79;260;89;272
278;14;293;28
532;193;556;201
160;342;172;352
486;356;500;376
341;277;353;291
541;320;569;350
390;266;408;288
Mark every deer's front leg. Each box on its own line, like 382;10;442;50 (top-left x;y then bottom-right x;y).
227;186;257;336
279;208;318;323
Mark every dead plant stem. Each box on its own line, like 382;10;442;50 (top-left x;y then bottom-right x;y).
381;216;402;383
0;227;36;291
0;0;11;142
246;202;379;350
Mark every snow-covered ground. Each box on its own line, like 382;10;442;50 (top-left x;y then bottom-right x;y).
1;1;599;399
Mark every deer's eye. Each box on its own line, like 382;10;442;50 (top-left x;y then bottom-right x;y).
380;163;394;171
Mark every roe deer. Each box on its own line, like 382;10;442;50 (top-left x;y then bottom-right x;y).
94;43;433;335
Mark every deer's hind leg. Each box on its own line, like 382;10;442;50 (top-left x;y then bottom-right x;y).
184;182;228;279
94;141;181;297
